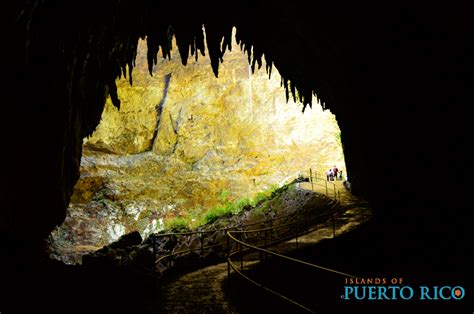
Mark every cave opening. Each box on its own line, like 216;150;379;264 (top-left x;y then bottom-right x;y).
48;30;349;264
3;2;470;313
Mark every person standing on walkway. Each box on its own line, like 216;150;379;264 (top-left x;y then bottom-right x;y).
326;168;333;181
333;165;339;181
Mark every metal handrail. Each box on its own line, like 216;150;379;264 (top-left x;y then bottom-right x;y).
154;197;335;270
303;174;340;202
227;230;357;277
227;257;314;313
225;200;343;260
153;169;343;277
225;206;353;312
225;199;342;258
225;211;357;312
153;196;333;238
230;202;339;235
225;169;359;312
226;224;356;313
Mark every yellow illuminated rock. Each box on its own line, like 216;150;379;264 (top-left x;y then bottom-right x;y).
49;30;346;264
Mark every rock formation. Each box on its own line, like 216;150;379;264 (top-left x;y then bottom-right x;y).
48;34;346;263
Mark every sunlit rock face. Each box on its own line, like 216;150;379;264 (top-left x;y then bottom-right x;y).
49;31;345;264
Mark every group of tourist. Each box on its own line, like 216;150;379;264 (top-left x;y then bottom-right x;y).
326;165;343;181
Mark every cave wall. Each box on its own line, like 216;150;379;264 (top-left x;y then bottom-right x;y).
1;1;471;276
2;0;348;250
85;37;344;164
48;35;345;261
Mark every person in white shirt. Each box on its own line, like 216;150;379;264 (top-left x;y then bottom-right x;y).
326;169;333;181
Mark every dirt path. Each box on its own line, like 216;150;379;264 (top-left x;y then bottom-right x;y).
156;263;237;313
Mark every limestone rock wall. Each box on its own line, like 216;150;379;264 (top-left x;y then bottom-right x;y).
49;32;346;264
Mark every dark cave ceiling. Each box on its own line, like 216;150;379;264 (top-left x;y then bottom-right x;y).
2;1;472;254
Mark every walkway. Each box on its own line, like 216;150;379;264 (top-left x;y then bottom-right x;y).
155;262;238;313
154;181;370;313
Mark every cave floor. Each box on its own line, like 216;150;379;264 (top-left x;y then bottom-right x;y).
153;182;370;313
2;182;370;314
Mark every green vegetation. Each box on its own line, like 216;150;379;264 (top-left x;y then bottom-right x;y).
202;196;256;224
202;204;234;224
164;217;190;232
200;183;293;224
187;205;204;224
163;183;293;231
218;189;231;202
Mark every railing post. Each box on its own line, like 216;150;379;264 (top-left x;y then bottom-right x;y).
239;233;243;271
270;221;273;244
264;229;268;248
200;232;204;258
152;236;157;297
332;213;336;238
295;211;299;248
325;180;328;196
152;235;156;264
264;229;268;260
333;184;336;200
310;168;314;191
226;229;230;279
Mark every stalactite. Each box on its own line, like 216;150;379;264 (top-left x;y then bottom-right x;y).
203;22;227;77
290;80;296;103
297;87;302;103
251;48;263;74
246;44;252;65
266;61;273;79
9;0;344;253
221;26;233;54
146;36;160;75
126;37;139;85
193;25;206;61
161;26;174;60
174;22;192;65
107;80;120;110
24;0;324;131
189;23;206;61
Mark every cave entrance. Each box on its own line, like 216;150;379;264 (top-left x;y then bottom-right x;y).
48;30;347;264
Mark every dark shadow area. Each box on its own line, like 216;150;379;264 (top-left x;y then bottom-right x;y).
1;0;472;313
0;249;156;314
224;221;471;313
